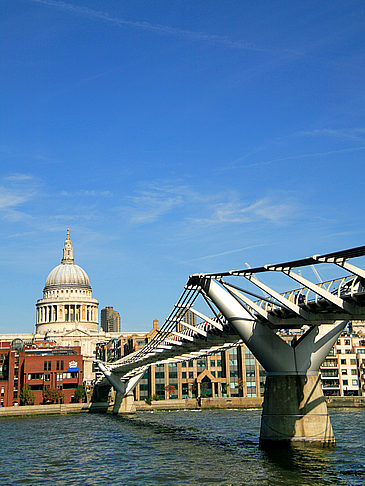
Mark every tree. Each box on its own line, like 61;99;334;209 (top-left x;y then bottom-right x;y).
43;387;64;404
19;384;35;405
74;385;86;402
164;384;176;398
144;394;159;405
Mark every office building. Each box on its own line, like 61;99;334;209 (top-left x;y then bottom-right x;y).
101;307;121;333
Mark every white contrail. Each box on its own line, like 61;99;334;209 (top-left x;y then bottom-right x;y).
30;0;271;52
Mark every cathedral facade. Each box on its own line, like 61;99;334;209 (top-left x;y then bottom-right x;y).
36;229;99;335
0;230;135;385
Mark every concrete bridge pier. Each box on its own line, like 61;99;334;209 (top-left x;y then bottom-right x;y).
113;391;136;415
260;374;334;447
96;361;144;415
191;276;347;447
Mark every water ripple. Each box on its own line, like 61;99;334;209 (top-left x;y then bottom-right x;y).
0;408;363;485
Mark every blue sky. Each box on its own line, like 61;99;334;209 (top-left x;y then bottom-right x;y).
1;0;365;333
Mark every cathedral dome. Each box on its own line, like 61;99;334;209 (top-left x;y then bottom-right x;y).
44;263;91;290
43;228;91;291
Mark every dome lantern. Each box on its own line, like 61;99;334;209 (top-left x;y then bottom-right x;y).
43;229;91;291
61;227;74;264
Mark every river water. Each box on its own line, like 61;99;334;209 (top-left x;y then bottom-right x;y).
0;408;364;486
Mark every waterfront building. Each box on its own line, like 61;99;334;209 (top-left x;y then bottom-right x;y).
320;332;365;396
101;307;121;333
176;309;196;332
134;343;266;401
0;339;83;407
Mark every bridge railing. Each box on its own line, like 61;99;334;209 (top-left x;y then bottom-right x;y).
254;275;362;312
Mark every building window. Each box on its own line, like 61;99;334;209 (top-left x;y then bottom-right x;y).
352;380;358;385
61;360;64;370
342;370;347;375
48;361;51;371
343;380;348;385
341;359;346;364
350;359;356;365
351;369;357;375
182;362;186;368
189;372;193;379
210;360;215;367
155;384;165;399
56;361;59;370
44;361;47;371
182;372;186;379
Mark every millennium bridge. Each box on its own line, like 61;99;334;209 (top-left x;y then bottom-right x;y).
94;245;365;447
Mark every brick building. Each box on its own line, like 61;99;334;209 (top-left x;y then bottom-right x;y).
0;339;83;407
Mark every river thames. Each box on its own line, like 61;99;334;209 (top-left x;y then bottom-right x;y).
0;408;364;485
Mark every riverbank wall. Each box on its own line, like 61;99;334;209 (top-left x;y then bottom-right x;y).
325;396;365;408
135;396;263;410
135;395;365;410
0;402;108;418
1;396;364;418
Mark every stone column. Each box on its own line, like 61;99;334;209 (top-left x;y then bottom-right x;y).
260;374;334;447
151;364;156;397
113;392;136;414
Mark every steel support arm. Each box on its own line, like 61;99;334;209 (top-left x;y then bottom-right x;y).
188;276;347;375
266;266;356;313
243;274;312;320
312;254;365;280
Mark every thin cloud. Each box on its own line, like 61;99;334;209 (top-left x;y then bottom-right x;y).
126;190;184;224
296;128;365;141
60;189;112;197
186;244;267;263
124;183;297;228
0;190;32;210
234;145;365;170
30;0;271;53
4;173;35;182
0;174;39;210
192;197;295;225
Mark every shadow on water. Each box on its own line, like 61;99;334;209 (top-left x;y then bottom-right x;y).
105;409;364;486
108;409;260;450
